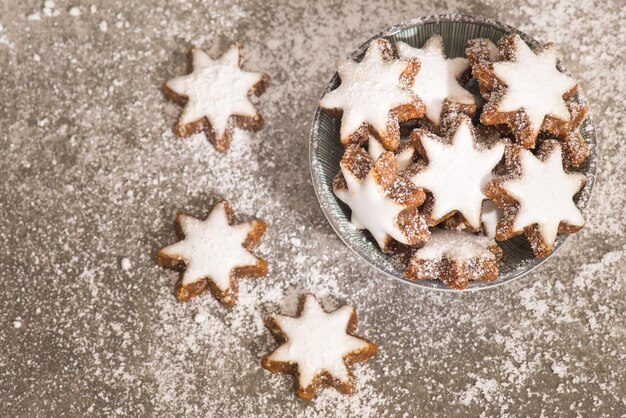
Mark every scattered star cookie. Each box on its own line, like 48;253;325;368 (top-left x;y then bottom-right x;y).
397;34;476;129
155;200;268;306
320;38;425;150
408;116;506;231
333;144;429;252
485;140;586;257
470;34;586;149
163;44;269;152
405;229;503;289
261;294;377;401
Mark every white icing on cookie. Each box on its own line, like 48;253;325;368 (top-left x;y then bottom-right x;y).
397;35;474;126
159;202;258;290
367;136;413;171
501;144;585;246
411;120;505;229
481;200;503;239
493;36;577;131
320;39;415;139
165;45;264;139
484;39;500;61
267;295;371;389
335;163;409;248
414;229;497;261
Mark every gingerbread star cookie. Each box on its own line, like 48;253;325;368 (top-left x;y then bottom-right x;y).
469;34;585;149
408;116;506;231
164;44;269;152
155;200;268;306
485;140;586;257
320;38;425;150
333;144;429;252
405;229;503;289
396;34;476;129
262;294;377;401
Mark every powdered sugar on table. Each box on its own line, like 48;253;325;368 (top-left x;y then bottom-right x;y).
0;1;624;417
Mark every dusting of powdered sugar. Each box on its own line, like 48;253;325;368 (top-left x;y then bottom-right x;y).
0;1;624;417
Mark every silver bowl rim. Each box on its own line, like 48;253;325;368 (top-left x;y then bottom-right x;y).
309;13;598;292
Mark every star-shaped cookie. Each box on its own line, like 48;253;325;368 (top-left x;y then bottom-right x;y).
396;34;476;128
408;116;505;231
155;200;268;306
261;294;377;401
405;229;503;289
470;34;584;149
163;44;269;152
485;140;586;257
320;38;425;150
333;144;429;252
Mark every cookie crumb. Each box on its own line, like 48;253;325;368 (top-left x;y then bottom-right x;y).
290;237;301;247
194;311;207;324
552;362;568;378
120;257;131;271
43;1;58;17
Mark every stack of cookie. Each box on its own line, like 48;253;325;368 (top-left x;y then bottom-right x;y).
321;34;589;289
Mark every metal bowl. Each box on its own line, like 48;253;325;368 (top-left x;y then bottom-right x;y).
309;14;597;291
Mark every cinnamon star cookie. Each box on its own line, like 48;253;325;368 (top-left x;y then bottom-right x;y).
262;294;377;401
156;200;267;305
320;38;425;150
164;44;269;151
485;140;586;257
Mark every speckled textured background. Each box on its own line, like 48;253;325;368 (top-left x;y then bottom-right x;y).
1;1;624;417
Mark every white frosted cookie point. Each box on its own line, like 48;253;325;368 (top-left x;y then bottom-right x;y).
320;38;420;148
367;136;386;162
481;200;503;239
156;201;267;305
410;118;505;230
501;143;585;248
492;36;577;132
397;34;475;126
164;44;266;147
367;136;414;171
262;294;376;400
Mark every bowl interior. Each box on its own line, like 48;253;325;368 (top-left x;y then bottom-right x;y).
310;15;597;291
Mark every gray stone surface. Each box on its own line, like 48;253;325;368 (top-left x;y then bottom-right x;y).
0;0;624;417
